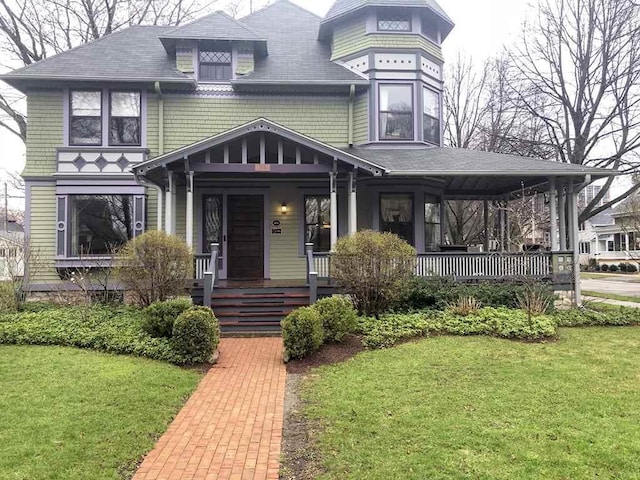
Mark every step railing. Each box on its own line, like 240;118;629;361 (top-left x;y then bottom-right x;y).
203;243;220;309
306;243;318;303
311;251;575;283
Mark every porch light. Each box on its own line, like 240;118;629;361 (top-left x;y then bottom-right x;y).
281;202;288;214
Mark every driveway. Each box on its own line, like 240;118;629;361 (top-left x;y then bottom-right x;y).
581;276;640;298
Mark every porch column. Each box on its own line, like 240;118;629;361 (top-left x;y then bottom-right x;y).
549;177;559;251
505;201;511;252
439;193;446;245
498;203;505;252
165;171;174;235
568;181;582;305
558;184;567;250
185;171;194;248
483;200;490;252
330;172;338;250
348;171;357;235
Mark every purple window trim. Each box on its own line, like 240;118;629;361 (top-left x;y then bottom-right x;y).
108;90;142;147
69;89;103;147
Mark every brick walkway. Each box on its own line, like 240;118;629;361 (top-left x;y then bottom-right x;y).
133;337;286;480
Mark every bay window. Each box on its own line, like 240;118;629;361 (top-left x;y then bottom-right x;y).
305;196;331;252
379;84;414;141
70;195;134;255
70;90;102;145
109;92;141;146
423;87;441;145
380;194;414;245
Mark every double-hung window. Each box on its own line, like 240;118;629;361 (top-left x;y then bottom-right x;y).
199;49;232;81
380;194;414;245
70;90;102;145
109;92;141;146
423;87;441;145
305;196;331;252
377;11;411;31
379;84;414;141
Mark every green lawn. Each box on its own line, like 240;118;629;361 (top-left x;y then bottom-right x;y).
0;345;202;479
303;328;640;479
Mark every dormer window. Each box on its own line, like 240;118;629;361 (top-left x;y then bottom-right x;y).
377;11;411;32
423;87;440;145
199;49;232;82
379;84;414;141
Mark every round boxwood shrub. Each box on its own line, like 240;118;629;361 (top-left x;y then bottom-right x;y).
609;264;619;272
618;263;628;273
282;306;323;362
172;306;220;364
627;263;639;273
601;264;609;272
313;296;358;343
142;298;193;338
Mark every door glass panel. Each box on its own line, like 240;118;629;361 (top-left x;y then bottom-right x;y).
203;195;222;253
380;194;414;245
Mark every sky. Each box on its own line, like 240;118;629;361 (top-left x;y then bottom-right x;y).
0;0;533;209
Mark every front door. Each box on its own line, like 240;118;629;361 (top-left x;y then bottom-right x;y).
227;195;264;279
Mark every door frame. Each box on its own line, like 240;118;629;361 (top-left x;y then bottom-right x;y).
196;187;270;280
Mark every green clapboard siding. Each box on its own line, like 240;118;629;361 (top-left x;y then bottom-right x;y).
353;92;369;145
146;187;158;231
24;91;63;177
29;184;59;284
269;184;305;280
331;18;443;62
146;93;160;158
161;95;350;151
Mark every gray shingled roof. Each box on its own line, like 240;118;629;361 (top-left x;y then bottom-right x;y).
233;0;367;85
325;0;453;24
0;26;192;89
346;147;615;177
160;11;265;43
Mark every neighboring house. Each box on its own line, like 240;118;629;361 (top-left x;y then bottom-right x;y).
0;221;25;281
587;199;640;268
0;0;615;329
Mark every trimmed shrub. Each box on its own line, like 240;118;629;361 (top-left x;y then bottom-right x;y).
399;277;555;312
142;298;193;338
627;264;639;273
172;307;220;365
116;231;193;307
609;264;619;272
313;296;358;343
618;263;628;273
332;230;416;317
601;264;610;272
282;307;323;362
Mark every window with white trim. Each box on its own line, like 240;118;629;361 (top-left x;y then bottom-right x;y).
579;242;591;254
423;87;440;145
379;84;414;141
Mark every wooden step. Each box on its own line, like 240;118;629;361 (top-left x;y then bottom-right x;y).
215;311;292;318
212;292;309;300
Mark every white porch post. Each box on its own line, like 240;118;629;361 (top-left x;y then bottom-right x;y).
498;203;505;252
185;171;194;248
157;188;164;232
568;181;581;305
330;172;338;250
483;199;490;252
439;193;446;245
549;177;559;251
558;184;567;250
348;171;357;235
505;200;511;252
165;171;174;235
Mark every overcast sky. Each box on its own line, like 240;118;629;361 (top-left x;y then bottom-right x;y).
0;0;533;208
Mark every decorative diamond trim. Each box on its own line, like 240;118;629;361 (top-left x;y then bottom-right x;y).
378;15;411;32
95;154;108;171
72;154;86;170
116;155;130;171
199;50;231;64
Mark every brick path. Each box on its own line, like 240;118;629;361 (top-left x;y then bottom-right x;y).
133;337;286;480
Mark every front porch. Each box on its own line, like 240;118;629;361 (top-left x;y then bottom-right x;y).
131;119;614;326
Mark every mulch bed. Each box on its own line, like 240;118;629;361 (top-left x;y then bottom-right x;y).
285;334;365;374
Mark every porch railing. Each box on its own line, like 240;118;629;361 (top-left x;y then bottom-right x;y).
202;243;219;309
306;243;318;303
312;251;575;282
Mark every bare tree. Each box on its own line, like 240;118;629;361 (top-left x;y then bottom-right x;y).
509;0;640;222
224;0;272;18
0;233;43;309
0;0;215;141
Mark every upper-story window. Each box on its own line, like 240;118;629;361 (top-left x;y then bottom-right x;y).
379;84;414;141
423;87;440;145
109;92;141;146
199;49;232;81
377;11;412;32
70;90;102;145
421;16;439;42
